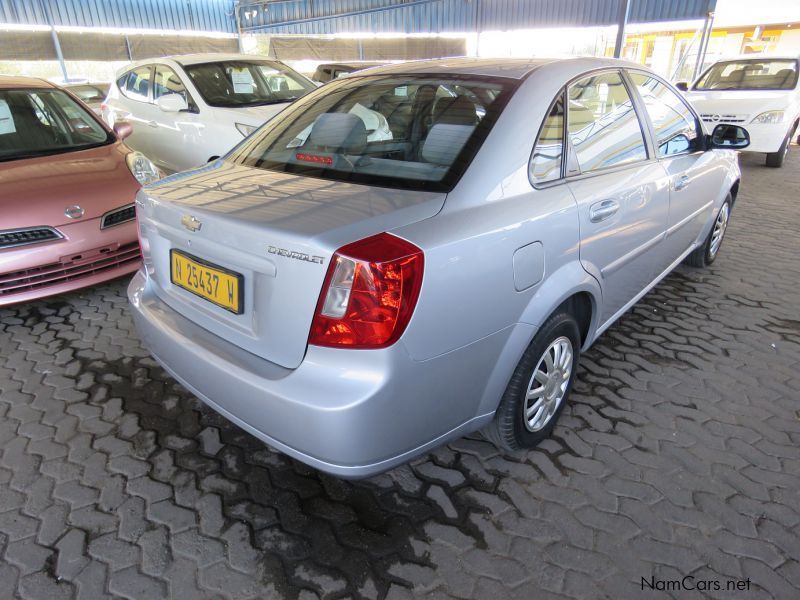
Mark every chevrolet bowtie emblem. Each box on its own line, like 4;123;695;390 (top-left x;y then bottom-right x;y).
181;215;202;232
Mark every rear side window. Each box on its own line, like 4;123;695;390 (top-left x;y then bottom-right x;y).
567;71;647;173
629;72;700;156
530;94;564;184
122;66;152;103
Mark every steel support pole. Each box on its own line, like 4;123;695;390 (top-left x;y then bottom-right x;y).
234;2;244;53
613;0;631;59
693;12;715;81
39;0;69;82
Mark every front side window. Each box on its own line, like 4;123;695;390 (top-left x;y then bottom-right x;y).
567;71;647;173
230;75;513;191
123;66;152;102
0;88;112;162
530;95;564;184
183;60;315;108
154;65;196;111
695;59;799;91
630;72;700;156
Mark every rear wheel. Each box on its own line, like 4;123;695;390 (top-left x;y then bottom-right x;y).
684;196;731;267
483;311;580;450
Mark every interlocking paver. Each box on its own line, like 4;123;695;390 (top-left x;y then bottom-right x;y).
1;152;799;598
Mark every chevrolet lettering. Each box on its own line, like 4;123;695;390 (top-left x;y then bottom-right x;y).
267;246;325;265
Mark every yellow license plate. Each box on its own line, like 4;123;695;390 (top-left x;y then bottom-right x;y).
170;250;243;314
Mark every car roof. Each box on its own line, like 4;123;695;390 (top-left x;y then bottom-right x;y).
349;56;643;79
115;53;286;75
344;56;639;80
170;53;282;66
707;55;799;64
0;75;55;90
317;62;386;69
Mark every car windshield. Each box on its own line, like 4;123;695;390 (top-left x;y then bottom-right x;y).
695;59;799;91
183;60;316;108
68;84;108;103
0;88;112;162
229;75;513;191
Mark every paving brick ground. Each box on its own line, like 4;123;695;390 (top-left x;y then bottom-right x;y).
1;149;799;600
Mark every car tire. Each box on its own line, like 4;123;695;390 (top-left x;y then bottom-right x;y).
483;311;581;451
683;195;732;268
766;128;792;168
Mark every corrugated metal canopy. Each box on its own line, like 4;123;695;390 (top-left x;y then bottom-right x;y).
0;0;237;33
0;0;716;35
239;0;718;34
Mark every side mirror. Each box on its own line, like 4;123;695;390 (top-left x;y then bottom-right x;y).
708;124;750;150
156;93;188;113
113;121;133;140
675;82;689;92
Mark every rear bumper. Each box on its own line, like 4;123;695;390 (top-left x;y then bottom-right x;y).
128;270;502;478
0;218;140;306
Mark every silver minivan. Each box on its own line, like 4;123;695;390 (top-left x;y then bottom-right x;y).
129;57;747;478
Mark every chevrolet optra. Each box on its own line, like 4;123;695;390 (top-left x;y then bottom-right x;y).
129;58;749;477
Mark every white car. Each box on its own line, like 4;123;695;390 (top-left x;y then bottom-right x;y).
102;54;316;173
678;56;799;167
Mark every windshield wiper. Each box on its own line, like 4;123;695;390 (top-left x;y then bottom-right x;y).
0;141;110;162
0;149;61;162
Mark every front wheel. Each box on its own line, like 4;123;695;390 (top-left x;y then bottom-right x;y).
684;196;731;268
483;311;580;451
766;128;793;168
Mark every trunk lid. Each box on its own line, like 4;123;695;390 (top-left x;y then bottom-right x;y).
138;160;445;369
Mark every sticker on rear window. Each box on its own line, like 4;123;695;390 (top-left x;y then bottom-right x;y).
0;100;16;135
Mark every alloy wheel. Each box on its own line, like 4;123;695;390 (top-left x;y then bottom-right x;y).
709;203;730;258
523;336;573;432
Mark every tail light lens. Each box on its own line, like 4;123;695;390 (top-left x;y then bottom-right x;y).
309;233;424;349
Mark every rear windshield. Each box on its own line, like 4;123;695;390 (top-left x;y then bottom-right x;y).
695;59;799;91
229;75;514;191
183;60;315;108
0;88;112;162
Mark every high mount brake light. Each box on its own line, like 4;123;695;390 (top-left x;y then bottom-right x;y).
296;153;333;165
309;233;424;349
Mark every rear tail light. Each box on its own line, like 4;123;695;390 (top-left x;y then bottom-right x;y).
309;233;424;349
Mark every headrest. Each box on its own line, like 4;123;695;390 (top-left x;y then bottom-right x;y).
421;123;475;165
725;69;745;81
774;69;794;84
305;112;367;154
433;95;479;125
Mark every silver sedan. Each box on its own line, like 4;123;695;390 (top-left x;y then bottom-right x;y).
129;57;747;478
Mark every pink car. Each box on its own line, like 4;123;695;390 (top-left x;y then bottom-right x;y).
0;76;160;306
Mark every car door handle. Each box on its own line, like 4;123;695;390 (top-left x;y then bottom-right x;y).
589;200;620;223
674;175;690;191
147;120;158;128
